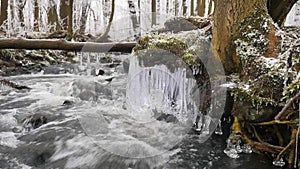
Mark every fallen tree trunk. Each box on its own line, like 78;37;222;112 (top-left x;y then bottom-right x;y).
0;38;136;53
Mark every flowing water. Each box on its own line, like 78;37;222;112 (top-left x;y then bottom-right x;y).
0;53;280;169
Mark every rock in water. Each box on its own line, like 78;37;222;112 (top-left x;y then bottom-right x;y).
23;115;47;131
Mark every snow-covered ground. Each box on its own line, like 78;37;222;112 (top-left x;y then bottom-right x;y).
285;0;300;26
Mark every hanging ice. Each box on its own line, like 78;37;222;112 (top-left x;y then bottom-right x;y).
126;54;198;124
214;119;223;135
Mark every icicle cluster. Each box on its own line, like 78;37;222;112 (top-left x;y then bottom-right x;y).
126;55;198;123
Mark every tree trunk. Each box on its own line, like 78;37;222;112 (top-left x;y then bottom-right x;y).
67;0;73;36
98;0;115;42
79;1;89;34
0;0;8;26
34;0;39;31
212;0;270;74
212;0;298;74
190;0;194;16
48;0;60;31
197;0;205;17
0;38;136;52
208;0;213;15
151;0;156;25
138;0;141;24
174;0;179;16
128;0;139;38
60;0;68;30
182;0;187;16
17;0;25;25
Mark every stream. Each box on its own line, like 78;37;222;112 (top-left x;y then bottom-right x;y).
0;53;281;169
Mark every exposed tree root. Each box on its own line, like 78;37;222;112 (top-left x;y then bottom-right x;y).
274;125;284;146
275;129;295;161
251;120;295;126
231;115;300;166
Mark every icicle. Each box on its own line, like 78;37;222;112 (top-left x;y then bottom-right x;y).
126;55;197;123
214;119;223;135
242;144;253;154
224;139;240;159
202;114;211;135
79;52;83;66
294;103;300;168
235;140;243;153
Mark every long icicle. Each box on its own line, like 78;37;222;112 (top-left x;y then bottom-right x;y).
294;103;300;168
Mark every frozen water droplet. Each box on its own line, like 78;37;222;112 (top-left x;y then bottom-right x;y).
214;120;223;135
202;115;211;135
224;148;239;159
272;158;285;167
235;140;243;153
242;144;253;154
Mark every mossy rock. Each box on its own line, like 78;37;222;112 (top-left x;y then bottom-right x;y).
232;100;280;123
134;35;188;57
133;30;210;69
231;86;281;122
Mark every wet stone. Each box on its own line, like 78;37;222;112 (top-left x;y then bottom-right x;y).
23;115;47;131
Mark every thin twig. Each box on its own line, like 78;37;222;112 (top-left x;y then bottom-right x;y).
275;91;300;120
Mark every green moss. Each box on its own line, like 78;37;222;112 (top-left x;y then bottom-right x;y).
182;50;197;66
134;34;188;57
232;87;279;107
285;79;300;100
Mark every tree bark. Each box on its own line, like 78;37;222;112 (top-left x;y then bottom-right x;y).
0;0;8;26
212;0;274;74
212;0;294;74
0;38;136;53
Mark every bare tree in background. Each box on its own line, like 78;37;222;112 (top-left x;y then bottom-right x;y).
67;0;73;36
60;0;68;30
48;0;60;31
151;0;156;25
98;0;115;42
197;0;205;16
0;0;8;26
128;0;139;39
174;0;179;16
34;0;39;31
182;0;187;16
79;1;90;34
190;0;194;16
17;0;26;25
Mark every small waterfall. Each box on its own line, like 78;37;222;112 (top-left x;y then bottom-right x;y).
126;54;198;124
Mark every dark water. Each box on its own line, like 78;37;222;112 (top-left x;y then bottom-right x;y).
0;54;280;169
